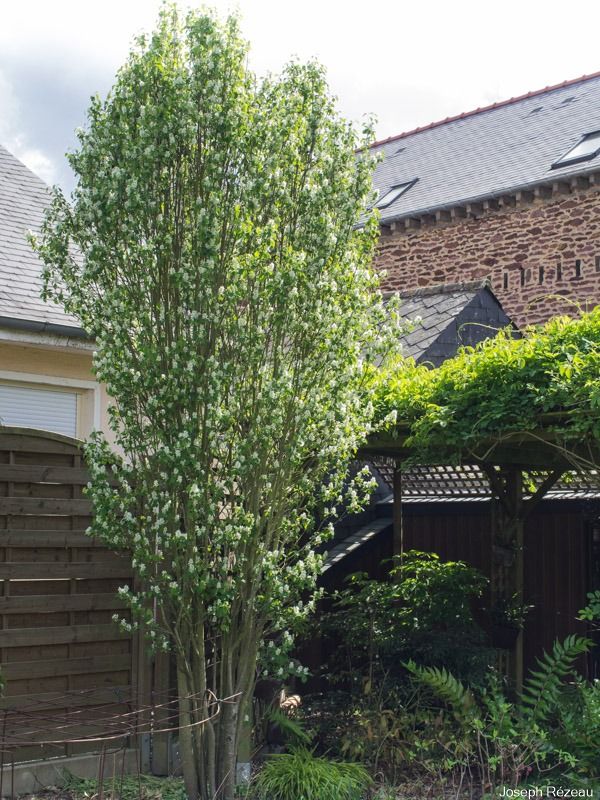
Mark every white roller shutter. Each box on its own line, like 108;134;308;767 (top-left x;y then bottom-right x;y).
0;383;78;437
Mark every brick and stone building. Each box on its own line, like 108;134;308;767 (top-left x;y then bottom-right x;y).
320;73;600;679
370;71;600;327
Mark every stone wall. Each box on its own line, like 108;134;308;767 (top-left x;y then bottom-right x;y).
376;185;600;327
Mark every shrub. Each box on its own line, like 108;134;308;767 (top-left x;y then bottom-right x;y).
552;677;600;776
302;552;494;785
264;706;313;749
250;748;372;800
578;589;600;631
319;551;492;691
406;635;593;793
302;687;459;785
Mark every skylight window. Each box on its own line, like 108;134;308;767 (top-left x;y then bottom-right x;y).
552;131;600;169
375;180;415;209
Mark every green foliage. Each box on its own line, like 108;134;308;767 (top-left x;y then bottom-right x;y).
488;592;533;629
547;678;600;776
306;634;599;790
62;772;186;800
404;662;476;722
31;6;398;799
302;687;459;784
265;707;313;748
306;553;493;784
371;308;600;465
521;634;592;721
250;749;372;800
320;551;492;689
405;635;593;792
578;589;600;627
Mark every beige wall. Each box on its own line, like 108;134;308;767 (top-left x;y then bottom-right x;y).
0;336;114;444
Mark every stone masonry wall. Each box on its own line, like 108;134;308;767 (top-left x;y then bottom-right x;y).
376;185;600;327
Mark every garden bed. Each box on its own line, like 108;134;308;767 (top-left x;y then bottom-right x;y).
17;779;479;800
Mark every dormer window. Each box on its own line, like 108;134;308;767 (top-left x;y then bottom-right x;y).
552;131;600;169
375;180;416;209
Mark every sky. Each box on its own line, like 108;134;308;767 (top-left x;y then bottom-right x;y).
3;0;600;193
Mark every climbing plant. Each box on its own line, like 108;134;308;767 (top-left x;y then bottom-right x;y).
370;308;600;466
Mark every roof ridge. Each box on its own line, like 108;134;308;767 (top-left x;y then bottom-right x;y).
0;143;51;193
384;279;491;299
371;70;600;149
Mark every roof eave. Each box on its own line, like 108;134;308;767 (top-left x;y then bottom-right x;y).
0;315;90;340
379;166;600;229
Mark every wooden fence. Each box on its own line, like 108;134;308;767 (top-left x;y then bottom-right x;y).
0;427;149;766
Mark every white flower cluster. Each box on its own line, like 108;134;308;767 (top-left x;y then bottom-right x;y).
32;2;397;733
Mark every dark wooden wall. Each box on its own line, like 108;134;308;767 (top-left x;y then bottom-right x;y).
523;505;591;674
323;498;597;677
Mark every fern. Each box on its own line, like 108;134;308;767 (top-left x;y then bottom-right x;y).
405;638;596;788
404;660;476;724
265;707;313;748
521;635;591;722
479;674;516;735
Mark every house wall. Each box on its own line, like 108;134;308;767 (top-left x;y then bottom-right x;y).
0;339;113;443
376;185;600;327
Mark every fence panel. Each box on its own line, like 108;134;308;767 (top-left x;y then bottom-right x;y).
0;426;144;765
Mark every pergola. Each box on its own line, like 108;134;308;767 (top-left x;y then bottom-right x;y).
358;414;600;690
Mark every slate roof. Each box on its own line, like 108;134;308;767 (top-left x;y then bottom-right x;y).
371;71;600;225
394;279;514;366
0;144;83;334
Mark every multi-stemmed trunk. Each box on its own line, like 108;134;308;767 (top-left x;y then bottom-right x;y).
175;620;260;800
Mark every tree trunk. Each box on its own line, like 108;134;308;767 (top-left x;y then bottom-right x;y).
177;656;200;800
192;626;216;799
175;613;261;799
216;697;239;800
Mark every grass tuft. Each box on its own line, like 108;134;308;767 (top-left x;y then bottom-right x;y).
249;747;371;800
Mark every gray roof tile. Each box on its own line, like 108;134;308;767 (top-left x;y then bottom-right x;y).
372;73;600;224
392;280;514;365
0;144;81;330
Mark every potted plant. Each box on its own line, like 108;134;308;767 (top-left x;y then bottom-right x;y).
488;594;533;649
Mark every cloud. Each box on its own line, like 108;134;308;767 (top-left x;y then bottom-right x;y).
16;148;58;185
0;67;59;185
2;0;600;194
0;1;158;192
0;48;118;192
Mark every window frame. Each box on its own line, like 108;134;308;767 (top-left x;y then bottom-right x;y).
0;370;101;438
374;178;418;210
551;130;600;170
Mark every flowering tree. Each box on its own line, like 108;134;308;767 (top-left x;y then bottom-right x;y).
33;8;392;800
